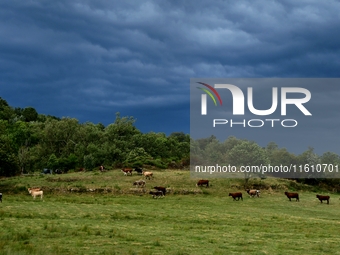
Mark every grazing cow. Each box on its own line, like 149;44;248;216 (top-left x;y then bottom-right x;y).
0;193;2;203
246;189;260;198
99;165;105;172
149;190;164;198
284;192;299;202
55;169;63;174
229;192;243;201
133;180;146;188
196;180;209;187
142;171;153;180
316;194;330;204
153;186;166;196
134;167;143;175
28;188;43;200
121;168;133;176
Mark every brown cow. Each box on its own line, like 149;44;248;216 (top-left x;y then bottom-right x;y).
229;192;243;201
246;189;260;198
153;186;166;196
316;194;330;204
196;180;209;187
284;192;299;202
121;168;133;176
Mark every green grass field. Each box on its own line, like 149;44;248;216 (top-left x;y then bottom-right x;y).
0;170;339;255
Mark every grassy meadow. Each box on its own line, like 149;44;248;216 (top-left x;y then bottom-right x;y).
0;169;339;255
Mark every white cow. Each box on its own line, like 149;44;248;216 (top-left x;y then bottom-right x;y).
28;188;43;200
142;171;153;180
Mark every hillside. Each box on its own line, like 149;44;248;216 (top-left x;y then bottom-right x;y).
0;169;336;195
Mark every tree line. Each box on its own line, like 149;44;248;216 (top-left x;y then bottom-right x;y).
1;96;340;189
0;97;189;176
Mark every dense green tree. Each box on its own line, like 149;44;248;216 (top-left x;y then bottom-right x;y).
22;107;38;122
167;133;190;161
169;132;190;143
320;151;340;165
296;147;323;183
66;153;78;169
223;136;243;151
18;145;30;174
267;145;297;167
84;154;96;170
0;97;9;109
102;113;141;165
40;118;80;157
0;136;20;176
196;135;218;150
229;141;269;166
0;105;15;121
228;141;269;184
47;154;59;170
203;139;225;165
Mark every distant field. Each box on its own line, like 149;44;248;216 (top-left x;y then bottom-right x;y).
0;170;339;255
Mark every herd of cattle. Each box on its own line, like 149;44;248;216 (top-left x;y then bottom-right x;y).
121;167;166;198
0;168;333;204
122;168;332;203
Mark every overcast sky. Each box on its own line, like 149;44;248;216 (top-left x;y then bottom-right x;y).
1;0;340;155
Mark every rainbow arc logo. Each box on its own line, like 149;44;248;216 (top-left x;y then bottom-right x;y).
196;82;223;115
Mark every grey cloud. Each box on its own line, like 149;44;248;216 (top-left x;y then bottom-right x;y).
1;0;340;153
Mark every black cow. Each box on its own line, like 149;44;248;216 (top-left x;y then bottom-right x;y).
149;190;164;198
55;169;63;174
134;167;143;175
0;193;2;203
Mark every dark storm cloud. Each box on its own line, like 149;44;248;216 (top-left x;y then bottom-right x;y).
1;0;340;153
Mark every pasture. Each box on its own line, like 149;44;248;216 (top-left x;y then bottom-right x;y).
0;170;339;255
